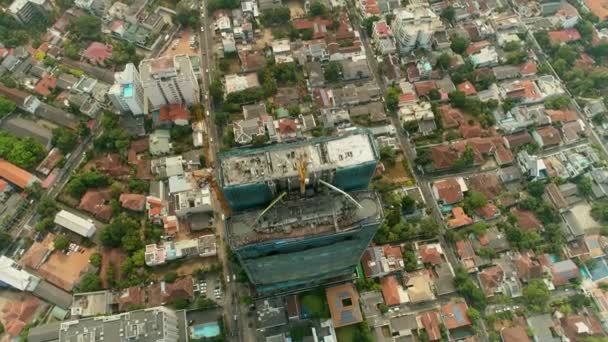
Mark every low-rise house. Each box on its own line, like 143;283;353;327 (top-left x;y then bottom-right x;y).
405;270;435;303
433;178;466;205
156;104;190;126
503;131;533;150
548;28;581;44
584;99;606;118
326;283;363;328
448;207;473;229
79;189;113;222
527;314;561;342
119;193;146;212
340;59;371;81
81;42;113;65
380;275;409;306
560;314;606;341
419;311;441;341
457;81;477;97
441;302;472;334
418;243;443;266
539;255;580;286
233;118;265;144
149;129;171;156
532;125;561;148
510;208;542;231
371;20;396;55
361;245;404;278
479;265;504;297
224;73;260;94
501;325;531;342
470;46;498;68
474;226;510;253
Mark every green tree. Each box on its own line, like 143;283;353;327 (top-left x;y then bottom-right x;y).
454;267;487;309
523;279;550;312
464;191;487;211
450;35;469;55
209;77;224;104
69;15;102;42
89;253;102;267
324;62;342;82
361;16;380;36
53;235;69;251
0;231;9;250
401;195;417;215
379;303;389;314
449;90;467;108
309;1;327;16
175;5;200;28
0;96;16;117
436;52;451;70
35;217;54;232
78;273;102;292
441;5;456;23
527;180;546;198
171;298;189;309
164;272;178;283
99;214;140;249
51;127;79;154
260;7;291;26
577;176;593;198
544;95;571;109
386;86;400;112
467;308;480;322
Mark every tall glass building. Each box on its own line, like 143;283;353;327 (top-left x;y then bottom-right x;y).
219;131;383;295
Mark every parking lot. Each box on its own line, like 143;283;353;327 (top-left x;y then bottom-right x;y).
193;272;223;304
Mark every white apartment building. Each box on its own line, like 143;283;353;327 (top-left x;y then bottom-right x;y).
108;63;145;115
391;4;442;53
9;0;51;23
139;55;200;111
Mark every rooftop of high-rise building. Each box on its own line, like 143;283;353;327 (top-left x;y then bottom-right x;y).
219;132;378;186
139;55;193;82
58;306;182;342
226;190;382;247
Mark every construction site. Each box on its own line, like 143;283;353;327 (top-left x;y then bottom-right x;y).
219;131;383;295
218;131;380;211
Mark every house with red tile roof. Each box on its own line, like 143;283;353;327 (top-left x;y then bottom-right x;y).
433;178;466;204
574;53;595;71
128;138;149;165
380;275;408;306
361;244;404;278
545;109;577;123
548;29;581;44
418;243;443;265
34;74;57;97
293;17;332;39
82;42;113;65
119;193;146;212
514;252;544;283
79;188;113;222
439;105;466;129
584;0;608;21
519;60;537;77
157;104;190;126
117;286;145;312
560;314;605;341
503;131;533;150
539;255;580;286
456;239;478;273
510;208;542;231
448;207;473;229
459;122;484;139
441;302;472;330
467;173;503;199
419;310;442;341
502;79;542;103
93;154;131;178
414;81;437;97
478;265;504;297
474;203;500;220
501;325;531;342
532;125;562;148
0;159;39;189
147;275;194;306
457;81;477;96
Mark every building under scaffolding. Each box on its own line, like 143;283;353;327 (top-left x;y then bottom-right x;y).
218;130;379;211
226;190;383;295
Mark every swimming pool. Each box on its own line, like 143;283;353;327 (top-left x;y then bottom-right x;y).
588;257;608;281
122;83;134;98
191;322;221;339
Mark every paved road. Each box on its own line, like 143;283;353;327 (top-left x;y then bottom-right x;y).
196;3;254;341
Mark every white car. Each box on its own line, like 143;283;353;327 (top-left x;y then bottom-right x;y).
201;26;205;32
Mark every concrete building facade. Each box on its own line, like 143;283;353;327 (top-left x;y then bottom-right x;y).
139;55;200;111
108;63;145;115
391;4;442;53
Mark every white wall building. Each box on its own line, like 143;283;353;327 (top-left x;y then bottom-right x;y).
139;55;200;111
0;256;40;291
108;63;145;115
391;4;443;53
54;210;96;238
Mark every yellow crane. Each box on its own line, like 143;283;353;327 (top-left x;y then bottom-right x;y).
298;154;308;195
191;169;231;217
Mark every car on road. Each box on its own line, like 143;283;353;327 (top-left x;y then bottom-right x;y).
201;26;204;32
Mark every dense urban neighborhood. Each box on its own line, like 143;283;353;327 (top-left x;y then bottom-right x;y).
1;0;608;341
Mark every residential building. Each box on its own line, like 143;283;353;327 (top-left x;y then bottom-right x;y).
372;20;396;55
108;63;145;115
174;187;212;217
258;0;282;11
391;4;443;53
139;55;200;111
28;306;186;342
0;159;39;189
54;210;96;237
149;129;171;155
233;118;265;144
8;0;51;24
326;283;363;328
361;245;404;278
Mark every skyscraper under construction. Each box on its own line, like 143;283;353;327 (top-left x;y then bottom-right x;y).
219;131;383;295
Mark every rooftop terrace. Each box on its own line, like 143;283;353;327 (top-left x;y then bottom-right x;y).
226;190;382;247
219;132;377;186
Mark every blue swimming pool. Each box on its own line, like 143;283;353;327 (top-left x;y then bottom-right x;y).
588;258;608;281
191;322;220;339
548;254;560;263
122;83;134;98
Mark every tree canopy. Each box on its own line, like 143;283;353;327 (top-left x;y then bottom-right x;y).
69;15;102;42
52;127;79;154
523;279;550;312
0;96;16;117
99;214;142;253
0;131;46;170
